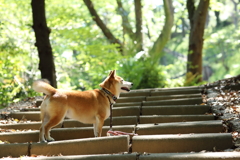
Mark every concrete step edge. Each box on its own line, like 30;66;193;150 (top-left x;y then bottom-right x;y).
143;97;203;106
138;152;240;160
32;93;203;106
132;133;233;153
121;86;203;97
0;115;216;130
141;105;210;115
0;116;138;129
0;135;130;158
136;120;223;135
139;115;215;124
146;94;201;101
0;125;135;143
6;152;240;160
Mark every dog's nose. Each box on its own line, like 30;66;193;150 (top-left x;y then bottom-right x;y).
131;83;133;86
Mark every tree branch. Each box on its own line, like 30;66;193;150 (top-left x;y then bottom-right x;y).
150;0;174;63
116;0;134;40
83;0;123;53
187;0;195;28
134;0;143;52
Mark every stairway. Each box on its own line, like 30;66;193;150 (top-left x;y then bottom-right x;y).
0;86;238;159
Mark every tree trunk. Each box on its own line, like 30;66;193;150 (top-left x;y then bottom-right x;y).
149;0;174;64
186;0;209;84
31;0;57;87
134;0;143;52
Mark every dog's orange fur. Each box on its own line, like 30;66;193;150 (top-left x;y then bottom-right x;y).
32;70;132;142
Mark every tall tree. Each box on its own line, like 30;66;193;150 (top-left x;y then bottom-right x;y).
31;0;57;87
186;0;209;84
84;0;173;62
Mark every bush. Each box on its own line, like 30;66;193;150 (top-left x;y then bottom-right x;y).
118;57;167;89
0;48;39;108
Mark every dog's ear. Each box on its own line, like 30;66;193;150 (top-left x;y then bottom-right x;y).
109;70;116;78
108;70;113;76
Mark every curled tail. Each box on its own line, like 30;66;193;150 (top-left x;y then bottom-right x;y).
32;79;56;96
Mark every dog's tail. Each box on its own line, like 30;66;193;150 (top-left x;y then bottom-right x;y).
32;79;56;96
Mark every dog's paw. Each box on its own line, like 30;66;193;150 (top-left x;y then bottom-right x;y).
46;137;55;142
39;140;47;143
47;139;55;142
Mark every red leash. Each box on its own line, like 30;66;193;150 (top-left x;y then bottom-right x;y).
106;96;138;136
107;130;138;136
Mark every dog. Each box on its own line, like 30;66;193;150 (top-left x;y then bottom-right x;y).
32;70;133;142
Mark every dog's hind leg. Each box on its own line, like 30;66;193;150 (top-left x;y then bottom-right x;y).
39;115;48;142
44;113;65;142
39;101;48;142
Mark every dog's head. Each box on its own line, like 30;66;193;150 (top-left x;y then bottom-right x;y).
99;70;133;95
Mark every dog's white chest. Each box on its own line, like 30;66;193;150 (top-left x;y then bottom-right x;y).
105;107;111;120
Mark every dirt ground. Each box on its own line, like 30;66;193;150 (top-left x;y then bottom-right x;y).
203;75;240;150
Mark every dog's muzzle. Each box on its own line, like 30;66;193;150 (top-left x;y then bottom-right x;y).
121;82;133;92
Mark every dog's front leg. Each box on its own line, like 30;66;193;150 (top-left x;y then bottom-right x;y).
39;125;46;142
93;116;104;137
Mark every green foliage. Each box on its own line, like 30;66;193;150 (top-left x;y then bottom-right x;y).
0;48;40;108
1;0;240;108
204;25;240;81
116;53;168;89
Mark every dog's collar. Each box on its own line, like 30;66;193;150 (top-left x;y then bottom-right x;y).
101;88;117;102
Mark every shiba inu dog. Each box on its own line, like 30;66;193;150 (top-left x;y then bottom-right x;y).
32;70;133;142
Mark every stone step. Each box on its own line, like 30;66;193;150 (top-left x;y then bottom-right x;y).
114;102;141;107
6;152;240;160
9;105;210;121
0;116;138;130
9;107;141;120
136;120;223;135
29;93;202;108
139;115;215;124
0;120;222;143
141;105;210;115
0;135;129;158
132;133;233;153
146;94;201;101
116;96;146;103
116;94;202;103
142;98;203;106
150;88;202;96
0;125;135;143
114;97;203;107
120;86;203;97
12;153;137;160
0;114;215;130
1;85;235;159
138;152;240;160
9;111;41;121
20;108;40;112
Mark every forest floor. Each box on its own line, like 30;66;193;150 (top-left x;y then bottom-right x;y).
1;75;240;150
202;75;240;150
